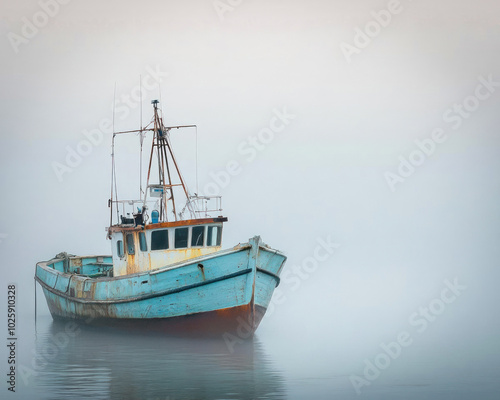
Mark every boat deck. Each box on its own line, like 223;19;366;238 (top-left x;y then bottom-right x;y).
44;255;114;278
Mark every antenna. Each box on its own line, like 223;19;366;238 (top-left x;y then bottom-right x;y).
110;83;117;228
158;83;164;119
195;125;199;194
140;75;143;130
139;75;144;197
112;82;116;134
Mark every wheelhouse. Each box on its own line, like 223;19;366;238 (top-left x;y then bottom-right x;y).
109;218;227;276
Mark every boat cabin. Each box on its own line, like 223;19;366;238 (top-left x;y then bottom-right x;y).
107;99;228;277
109;217;227;276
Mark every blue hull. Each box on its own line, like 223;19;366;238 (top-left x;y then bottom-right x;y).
35;236;286;335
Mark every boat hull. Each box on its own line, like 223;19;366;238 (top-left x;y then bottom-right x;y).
36;236;285;336
49;304;268;337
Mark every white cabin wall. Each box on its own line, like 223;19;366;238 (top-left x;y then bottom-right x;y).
111;224;223;277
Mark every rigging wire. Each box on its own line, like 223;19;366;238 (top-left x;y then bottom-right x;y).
113;137;119;223
34;276;37;335
112;84;119;223
165;133;195;219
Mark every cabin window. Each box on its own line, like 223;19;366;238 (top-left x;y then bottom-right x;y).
139;232;147;252
126;233;135;255
207;225;221;246
151;229;169;250
191;226;205;247
117;240;124;258
175;227;189;248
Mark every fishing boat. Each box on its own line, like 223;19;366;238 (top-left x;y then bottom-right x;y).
35;100;287;336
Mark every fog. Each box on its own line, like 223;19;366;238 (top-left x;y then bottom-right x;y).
1;0;500;398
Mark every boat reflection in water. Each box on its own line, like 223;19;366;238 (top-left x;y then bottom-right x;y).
33;317;286;400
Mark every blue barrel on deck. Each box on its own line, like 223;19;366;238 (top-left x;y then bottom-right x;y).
151;210;159;224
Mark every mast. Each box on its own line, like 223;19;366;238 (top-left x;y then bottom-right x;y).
143;100;193;222
109;100;200;229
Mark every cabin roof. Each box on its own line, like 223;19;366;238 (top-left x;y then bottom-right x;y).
108;217;227;233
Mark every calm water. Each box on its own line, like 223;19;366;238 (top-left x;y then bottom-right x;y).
22;316;285;400
12;314;500;400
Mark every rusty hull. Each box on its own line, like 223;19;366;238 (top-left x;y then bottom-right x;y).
35;237;287;336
